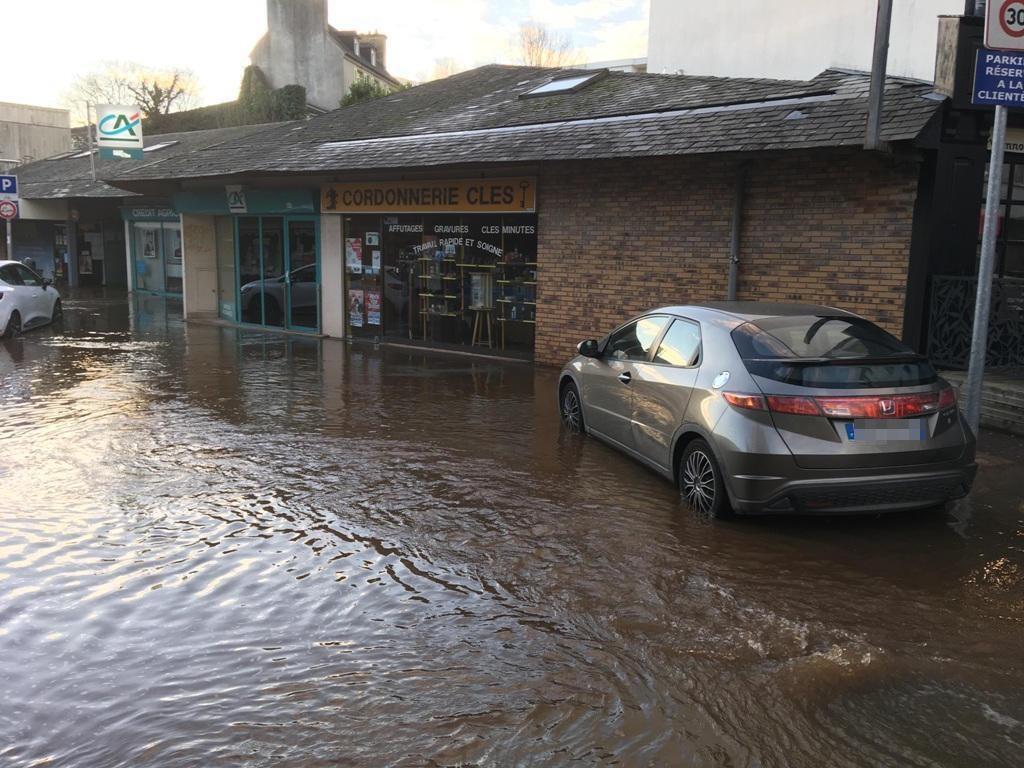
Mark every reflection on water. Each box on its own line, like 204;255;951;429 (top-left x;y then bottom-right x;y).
1;292;1023;767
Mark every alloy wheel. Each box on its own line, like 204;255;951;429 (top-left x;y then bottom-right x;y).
561;387;582;432
682;449;716;515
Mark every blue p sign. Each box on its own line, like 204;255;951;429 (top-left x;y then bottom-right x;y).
0;175;18;200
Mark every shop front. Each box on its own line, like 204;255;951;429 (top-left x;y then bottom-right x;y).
173;188;321;333
322;177;538;357
124;205;182;296
235;215;320;331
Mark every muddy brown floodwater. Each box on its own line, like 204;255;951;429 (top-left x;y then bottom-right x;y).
0;292;1022;767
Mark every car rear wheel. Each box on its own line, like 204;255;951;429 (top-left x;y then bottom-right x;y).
679;439;730;518
560;381;585;433
51;299;62;323
3;311;21;339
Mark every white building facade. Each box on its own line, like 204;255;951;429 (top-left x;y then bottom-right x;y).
647;0;967;82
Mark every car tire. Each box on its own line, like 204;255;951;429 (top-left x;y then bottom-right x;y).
679;439;731;519
2;311;21;339
560;381;585;433
51;299;63;324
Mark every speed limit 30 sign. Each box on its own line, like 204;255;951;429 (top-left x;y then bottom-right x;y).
987;0;1024;50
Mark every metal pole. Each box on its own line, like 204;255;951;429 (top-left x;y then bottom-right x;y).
86;102;97;182
66;217;79;289
964;103;1008;436
727;163;747;300
865;0;893;150
5;219;11;261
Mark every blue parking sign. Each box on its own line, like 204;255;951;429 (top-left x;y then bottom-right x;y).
973;48;1024;106
0;175;17;200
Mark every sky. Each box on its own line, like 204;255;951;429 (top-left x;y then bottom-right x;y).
1;0;649;113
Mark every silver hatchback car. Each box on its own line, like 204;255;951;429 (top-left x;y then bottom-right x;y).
558;303;977;517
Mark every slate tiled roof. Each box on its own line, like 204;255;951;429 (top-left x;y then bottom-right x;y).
101;64;945;186
15;122;289;199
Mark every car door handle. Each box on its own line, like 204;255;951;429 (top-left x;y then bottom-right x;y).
618;372;632;384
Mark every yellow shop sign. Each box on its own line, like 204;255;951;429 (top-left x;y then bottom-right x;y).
321;177;536;214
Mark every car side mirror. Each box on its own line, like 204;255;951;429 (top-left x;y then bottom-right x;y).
577;339;601;358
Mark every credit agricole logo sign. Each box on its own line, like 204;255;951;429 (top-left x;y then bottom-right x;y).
97;104;144;160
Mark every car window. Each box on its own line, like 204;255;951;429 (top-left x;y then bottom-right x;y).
732;316;910;360
606;316;670;361
0;265;24;286
653;319;702;367
731;317;936;389
15;265;42;287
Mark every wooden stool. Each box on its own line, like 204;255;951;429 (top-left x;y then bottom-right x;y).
470;306;493;348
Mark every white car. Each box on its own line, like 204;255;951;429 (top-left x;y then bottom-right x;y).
0;260;62;337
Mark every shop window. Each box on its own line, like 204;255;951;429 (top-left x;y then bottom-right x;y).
238;215;319;331
979;158;1024;278
130;220;181;295
343;214;538;356
132;222;165;293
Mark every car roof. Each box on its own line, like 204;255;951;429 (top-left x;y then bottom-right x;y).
651;301;858;323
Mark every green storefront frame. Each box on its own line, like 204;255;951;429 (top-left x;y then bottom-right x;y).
233;214;321;333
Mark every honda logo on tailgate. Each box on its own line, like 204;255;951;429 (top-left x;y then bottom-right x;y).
879;399;896;416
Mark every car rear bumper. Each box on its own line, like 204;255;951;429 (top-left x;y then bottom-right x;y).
728;463;977;515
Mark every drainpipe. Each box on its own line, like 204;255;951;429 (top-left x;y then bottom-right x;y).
864;0;893;150
66;215;79;289
727;162;748;301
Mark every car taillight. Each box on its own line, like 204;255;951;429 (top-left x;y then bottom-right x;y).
722;392;766;411
765;395;821;415
815;393;942;418
937;385;957;411
724;389;955;418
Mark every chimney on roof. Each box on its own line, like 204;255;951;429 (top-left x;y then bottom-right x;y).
359;32;387;71
267;0;328;45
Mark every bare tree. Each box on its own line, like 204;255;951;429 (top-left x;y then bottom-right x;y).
62;62;199;125
127;71;194;118
516;22;578;68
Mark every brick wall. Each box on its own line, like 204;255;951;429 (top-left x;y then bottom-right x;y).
534;149;920;366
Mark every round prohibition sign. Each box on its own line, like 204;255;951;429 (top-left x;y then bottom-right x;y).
0;200;17;221
1001;0;1024;38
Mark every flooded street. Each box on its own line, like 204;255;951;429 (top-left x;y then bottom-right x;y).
1;292;1022;767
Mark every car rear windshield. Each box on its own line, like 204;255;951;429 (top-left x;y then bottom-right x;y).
731;315;938;389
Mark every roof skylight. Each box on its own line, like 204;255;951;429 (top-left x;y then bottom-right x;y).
520;70;606;98
143;141;180;153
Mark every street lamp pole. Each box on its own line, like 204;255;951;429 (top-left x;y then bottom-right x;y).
964;103;1008;435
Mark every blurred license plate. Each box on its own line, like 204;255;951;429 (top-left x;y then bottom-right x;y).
844;419;927;442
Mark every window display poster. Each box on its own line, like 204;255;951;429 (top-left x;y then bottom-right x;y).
143;229;157;258
372;249;381;271
345;238;363;274
365;232;380;246
349;289;365;327
78;248;93;275
366;291;381;326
